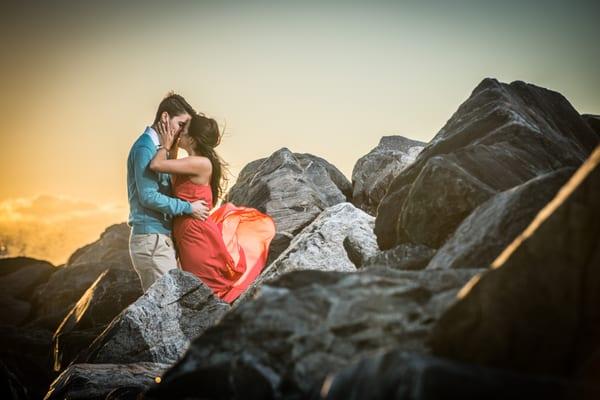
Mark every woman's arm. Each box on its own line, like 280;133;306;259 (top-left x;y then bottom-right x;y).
150;150;210;176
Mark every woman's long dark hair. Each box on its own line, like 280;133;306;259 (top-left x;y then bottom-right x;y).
188;113;230;205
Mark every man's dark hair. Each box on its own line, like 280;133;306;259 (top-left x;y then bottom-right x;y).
153;92;196;124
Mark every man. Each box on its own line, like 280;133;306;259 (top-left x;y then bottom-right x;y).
127;93;209;291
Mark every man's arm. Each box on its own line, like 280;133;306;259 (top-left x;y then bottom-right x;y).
133;145;193;216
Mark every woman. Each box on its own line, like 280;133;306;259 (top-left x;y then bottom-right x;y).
149;112;275;303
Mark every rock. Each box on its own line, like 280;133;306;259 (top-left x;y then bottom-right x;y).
375;78;599;251
67;223;132;268
0;257;55;301
0;256;53;276
224;148;352;264
426;167;574;270
44;362;169;400
27;261;132;330
351;136;425;215
317;350;598;400
429;146;600;378
0;294;30;326
147;267;481;399
234;202;378;305
582;114;600;139
0;326;54;400
81;269;230;365
364;243;436;271
52;266;143;371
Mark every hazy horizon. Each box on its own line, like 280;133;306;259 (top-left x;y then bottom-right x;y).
1;0;598;264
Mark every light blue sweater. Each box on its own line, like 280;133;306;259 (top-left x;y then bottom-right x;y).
127;127;192;234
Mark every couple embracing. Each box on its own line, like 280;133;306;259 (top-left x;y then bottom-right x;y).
127;93;275;303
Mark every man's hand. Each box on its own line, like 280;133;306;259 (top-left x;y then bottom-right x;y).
191;199;209;220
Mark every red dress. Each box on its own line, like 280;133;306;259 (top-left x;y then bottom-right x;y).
172;175;276;303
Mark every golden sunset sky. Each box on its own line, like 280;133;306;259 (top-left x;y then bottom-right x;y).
1;0;598;264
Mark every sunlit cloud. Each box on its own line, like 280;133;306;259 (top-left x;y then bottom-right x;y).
0;195;127;265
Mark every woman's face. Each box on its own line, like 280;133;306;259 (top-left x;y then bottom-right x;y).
178;126;193;153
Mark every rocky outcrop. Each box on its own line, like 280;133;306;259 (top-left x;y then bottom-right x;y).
426;167;574;270
234;202;378;305
375;78;599;251
44;362;169;400
67;223;132;268
582;114;600;139
318;350;598;400
27;261;134;330
81;269;230;365
146;267;481;399
351;136;425;216
0;326;54;400
224;148;352;264
430;146;600;379
0;257;55;325
364;243;436;271
52;266;143;371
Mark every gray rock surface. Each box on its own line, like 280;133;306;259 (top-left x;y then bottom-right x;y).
224;147;352;264
352;135;425;216
44;362;169;400
426;167;574;270
364;243;436;271
52;266;143;371
234;202;378;305
148;267;481;399
81;269;230;365
430;146;600;379
27;261;131;330
375;78;599;251
319;350;597;400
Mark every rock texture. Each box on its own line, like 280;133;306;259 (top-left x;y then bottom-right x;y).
375;78;599;251
27;224;135;330
582;114;600;138
44;362;169;400
81;269;230;365
351;136;425;216
364;243;436;271
224;148;352;264
426;167;574;270
52;266;143;371
318;350;597;400
235;202;378;304
0;257;55;325
430;146;600;379
27;261;133;330
147;267;481;399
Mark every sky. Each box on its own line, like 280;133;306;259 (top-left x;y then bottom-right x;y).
0;0;598;264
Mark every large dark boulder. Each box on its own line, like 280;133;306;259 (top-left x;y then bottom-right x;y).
44;362;168;400
81;269;229;365
224;147;352;264
430;146;600;381
26;261;133;330
582;114;600;139
426;166;574;270
317;350;599;400
351;136;425;216
0;326;54;400
375;78;599;251
146;267;481;399
52;266;143;371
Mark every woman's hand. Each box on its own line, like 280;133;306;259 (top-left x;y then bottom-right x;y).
157;115;177;149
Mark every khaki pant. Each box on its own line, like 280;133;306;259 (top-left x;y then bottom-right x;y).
129;233;179;292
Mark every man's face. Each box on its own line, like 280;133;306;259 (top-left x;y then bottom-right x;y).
168;112;191;135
